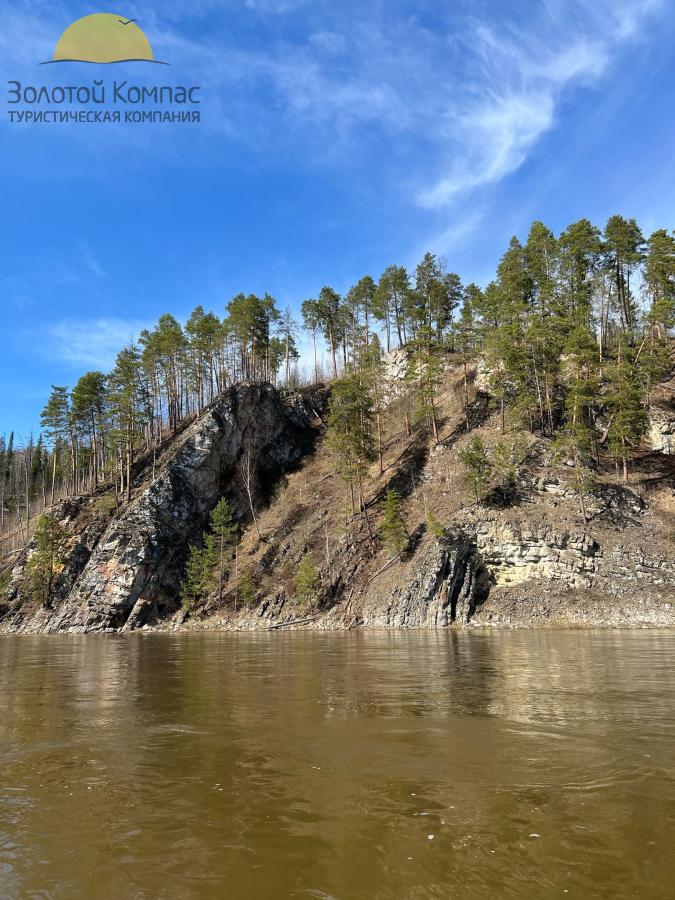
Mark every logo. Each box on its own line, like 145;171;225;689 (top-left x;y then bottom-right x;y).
6;12;203;126
42;13;168;65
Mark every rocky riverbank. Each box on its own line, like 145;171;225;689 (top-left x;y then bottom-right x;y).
1;362;673;634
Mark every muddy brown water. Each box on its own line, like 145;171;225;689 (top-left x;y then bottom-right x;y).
1;630;674;899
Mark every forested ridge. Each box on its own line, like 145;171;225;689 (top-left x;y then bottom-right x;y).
1;214;673;560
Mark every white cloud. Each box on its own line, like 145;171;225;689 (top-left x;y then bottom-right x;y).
412;208;487;268
308;31;349;57
417;0;664;208
78;243;107;280
419;92;555;207
0;0;667;216
45;318;150;369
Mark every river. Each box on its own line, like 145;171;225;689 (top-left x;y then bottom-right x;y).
1;631;674;898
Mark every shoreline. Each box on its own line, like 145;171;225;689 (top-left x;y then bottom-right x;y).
4;592;673;634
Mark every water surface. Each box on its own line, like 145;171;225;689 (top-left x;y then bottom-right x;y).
1;631;674;898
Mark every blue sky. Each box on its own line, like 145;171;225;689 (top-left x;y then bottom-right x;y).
2;0;675;439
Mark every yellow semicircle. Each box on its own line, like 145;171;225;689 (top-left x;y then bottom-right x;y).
54;13;154;63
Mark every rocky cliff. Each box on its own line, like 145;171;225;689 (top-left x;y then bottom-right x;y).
1;383;328;633
1;361;673;634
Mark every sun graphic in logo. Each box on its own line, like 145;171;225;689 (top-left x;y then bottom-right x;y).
44;13;167;64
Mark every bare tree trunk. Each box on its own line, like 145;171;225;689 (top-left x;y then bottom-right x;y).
91;414;99;490
430;394;440;445
462;356;470;430
357;474;375;542
239;447;262;541
23;453;30;537
328;327;338;379
312;330;318;383
218;533;225;603
126;432;132;502
323;520;331;576
532;355;545;435
50;449;57;508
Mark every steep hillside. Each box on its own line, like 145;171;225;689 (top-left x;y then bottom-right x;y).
0;383;328;633
190;358;674;631
1;357;673;633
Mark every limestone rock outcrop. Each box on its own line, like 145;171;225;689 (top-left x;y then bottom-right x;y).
475;523;600;589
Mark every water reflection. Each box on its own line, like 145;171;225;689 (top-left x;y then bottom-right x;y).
1;630;675;899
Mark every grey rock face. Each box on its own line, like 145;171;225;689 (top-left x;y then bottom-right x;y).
6;384;326;633
382;348;409;402
648;407;675;455
359;533;491;628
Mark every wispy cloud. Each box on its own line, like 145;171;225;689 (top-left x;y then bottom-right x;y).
0;0;667;233
417;1;664;207
146;0;664;213
45;318;150;369
78;242;107;280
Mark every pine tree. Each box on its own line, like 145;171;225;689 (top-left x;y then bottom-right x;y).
454;288;479;429
481;238;533;433
238;570;256;608
316;286;344;378
554;325;599;520
181;497;239;611
491;437;526;504
267;336;288;386
374;265;410;349
140;314;187;430
551;425;596;523
643;229;675;331
414;252;461;342
381;490;409;558
107;345;143;502
71;371;107;492
360;335;387;474
603;215;645;336
277;307;300;385
638;229;675;397
0;433;13;532
558;218;602;331
606;340;648;483
525;221;562;434
405;325;443;444
24;514;69;607
40;387;73;501
206;498;238;602
327;372;376;520
301;299;322;381
30;434;47;508
295;553;321;604
185;306;224;409
459;436;492;501
426;508;447;540
180;544;209;611
345;275;376;360
495;237;538;432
